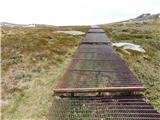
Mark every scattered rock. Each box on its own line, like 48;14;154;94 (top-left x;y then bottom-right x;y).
55;96;62;100
14;71;32;80
0;99;9;107
117;48;131;56
143;55;151;60
0;79;8;84
118;13;160;24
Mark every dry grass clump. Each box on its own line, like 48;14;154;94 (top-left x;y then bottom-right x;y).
1;26;88;119
102;22;160;111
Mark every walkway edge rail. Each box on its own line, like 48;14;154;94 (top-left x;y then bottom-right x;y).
53;86;145;93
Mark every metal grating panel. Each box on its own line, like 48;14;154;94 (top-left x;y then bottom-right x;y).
50;26;159;120
77;44;114;53
90;25;100;29
48;95;160;120
74;44;121;60
54;60;144;92
54;27;144;92
54;44;143;92
69;59;131;72
83;33;110;44
88;28;105;33
57;70;142;89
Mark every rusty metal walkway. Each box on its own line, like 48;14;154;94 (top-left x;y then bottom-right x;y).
49;26;160;120
53;27;144;94
49;95;160;120
88;28;105;33
82;32;110;44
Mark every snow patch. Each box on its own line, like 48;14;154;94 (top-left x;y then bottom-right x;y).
91;25;100;28
24;24;36;27
112;42;145;53
56;31;85;36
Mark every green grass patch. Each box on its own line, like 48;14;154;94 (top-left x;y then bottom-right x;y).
102;22;160;112
1;26;88;119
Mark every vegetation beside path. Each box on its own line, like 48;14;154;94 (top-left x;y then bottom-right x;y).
102;21;160;112
1;26;88;119
1;20;160;120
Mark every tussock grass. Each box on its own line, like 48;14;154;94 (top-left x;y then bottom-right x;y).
102;22;160;111
1;26;88;119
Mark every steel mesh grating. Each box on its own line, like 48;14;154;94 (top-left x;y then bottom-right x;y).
74;44;122;60
88;28;105;33
55;44;143;90
48;95;160;120
82;33;110;43
50;27;159;120
90;25;100;29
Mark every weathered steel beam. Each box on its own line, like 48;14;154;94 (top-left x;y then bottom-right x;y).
81;41;110;44
72;58;121;61
53;87;145;93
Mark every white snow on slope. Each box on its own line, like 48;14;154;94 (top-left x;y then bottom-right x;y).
56;31;85;36
112;42;145;53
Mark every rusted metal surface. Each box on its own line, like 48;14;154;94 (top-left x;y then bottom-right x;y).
74;44;122;61
54;87;145;93
54;43;143;91
69;59;130;71
56;70;142;89
48;95;160;120
54;27;143;93
82;33;110;44
90;25;100;29
77;44;114;53
88;28;105;33
50;27;159;120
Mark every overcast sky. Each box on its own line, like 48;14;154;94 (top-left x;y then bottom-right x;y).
0;0;160;26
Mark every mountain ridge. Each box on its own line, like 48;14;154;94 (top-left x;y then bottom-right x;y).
1;13;160;27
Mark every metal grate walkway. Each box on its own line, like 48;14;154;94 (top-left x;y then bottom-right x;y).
82;33;110;44
48;95;160;120
49;26;160;120
53;29;144;93
88;28;105;33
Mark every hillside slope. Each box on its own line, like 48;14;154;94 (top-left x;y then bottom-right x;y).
102;20;160;112
1;25;88;119
1;17;160;119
